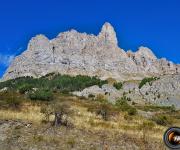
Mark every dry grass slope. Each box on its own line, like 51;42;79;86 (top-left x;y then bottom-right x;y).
0;93;177;149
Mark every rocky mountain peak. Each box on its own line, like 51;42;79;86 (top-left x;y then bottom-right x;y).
1;23;180;81
98;22;118;46
136;46;157;60
27;34;50;52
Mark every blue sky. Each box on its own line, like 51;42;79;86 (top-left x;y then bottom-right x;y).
0;0;180;77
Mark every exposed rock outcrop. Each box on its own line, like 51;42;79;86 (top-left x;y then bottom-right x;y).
73;75;180;108
139;74;180;108
2;22;180;81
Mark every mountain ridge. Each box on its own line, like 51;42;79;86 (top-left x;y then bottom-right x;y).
2;22;180;81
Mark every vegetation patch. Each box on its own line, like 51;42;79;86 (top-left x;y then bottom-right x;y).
40;102;73;127
0;91;23;109
113;82;123;90
67;137;76;148
136;105;175;112
115;97;137;115
94;94;108;103
18;84;33;94
139;77;159;89
0;74;107;93
29;89;53;101
151;114;172;126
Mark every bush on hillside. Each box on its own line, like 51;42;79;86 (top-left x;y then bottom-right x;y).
96;103;110;121
53;103;73;127
40;102;73;127
95;94;108;103
151;115;172;126
115;97;137;115
29;89;53;101
88;94;95;98
113;82;123;90
127;107;137;115
18;84;33;94
139;77;159;89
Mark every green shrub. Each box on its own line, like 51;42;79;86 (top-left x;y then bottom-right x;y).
152;115;172;126
157;93;161;99
115;98;130;111
127;107;137;115
139;105;175;112
123;92;126;96
88;94;95;98
18;84;33;94
170;105;176;112
115;98;137;115
126;97;131;101
132;101;136;105
29;89;53;101
113;82;123;90
87;102;117;121
95;94;108;103
96;103;110;121
139;77;159;89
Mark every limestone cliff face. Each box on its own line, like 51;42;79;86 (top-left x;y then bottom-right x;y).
2;22;180;81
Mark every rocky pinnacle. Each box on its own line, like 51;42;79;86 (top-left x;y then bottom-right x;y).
2;22;180;81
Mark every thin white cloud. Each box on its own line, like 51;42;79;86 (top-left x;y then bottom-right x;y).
0;54;15;66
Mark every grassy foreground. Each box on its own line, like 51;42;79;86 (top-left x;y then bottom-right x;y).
0;75;179;149
0;93;179;149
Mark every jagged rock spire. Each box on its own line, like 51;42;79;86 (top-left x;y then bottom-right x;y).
98;22;118;46
136;46;157;60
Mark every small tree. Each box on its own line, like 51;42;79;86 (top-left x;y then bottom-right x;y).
53;103;72;127
115;98;137;115
170;105;176;112
113;82;123;90
40;102;73;127
96;103;110;121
